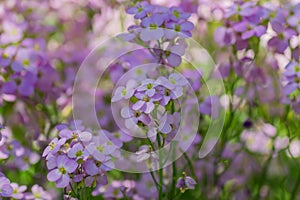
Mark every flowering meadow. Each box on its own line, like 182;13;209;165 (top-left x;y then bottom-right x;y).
1;0;300;199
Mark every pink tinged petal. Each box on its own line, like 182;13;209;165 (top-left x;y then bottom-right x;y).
47;169;61;182
59;129;72;139
56;174;70;188
287;16;298;27
132;100;145;110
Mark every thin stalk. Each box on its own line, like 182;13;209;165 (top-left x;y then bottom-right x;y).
157;134;163;200
291;170;300;200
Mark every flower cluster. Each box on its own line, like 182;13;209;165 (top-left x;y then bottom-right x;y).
120;1;194;67
43;125;120;195
112;73;187;138
282;61;300;113
0;172;50;200
0;136;40;171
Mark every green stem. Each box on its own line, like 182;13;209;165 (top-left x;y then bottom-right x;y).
254;155;273;200
291;170;300;200
157;134;163;200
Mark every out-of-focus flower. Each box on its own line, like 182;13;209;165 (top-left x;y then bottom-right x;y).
0;175;13;197
25;184;51;200
11;183;27;199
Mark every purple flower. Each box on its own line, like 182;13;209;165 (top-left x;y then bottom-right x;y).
225;2;257;18
15;148;40;171
169;6;191;21
156;73;187;99
25;184;51;200
11;183;27;199
126;1;154;19
283;61;300;77
176;172;196;192
140;14;165;42
283;75;300;95
287;4;300;33
135;174;158;199
0;21;23;44
67;143;89;160
199;96;221;119
59;129;92;142
183;69;202;90
42;137;66;157
111;79;137;102
86;132;117;162
268;21;296;53
136;79;158;97
214;26;236;47
136;146;158;166
165;21;194;38
83;158;114;176
154;112;180;135
232;20;266;40
0;176;13;197
104;130;132;148
132;92;161;114
121;106;151;128
2;72;37;97
47;155;78;188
